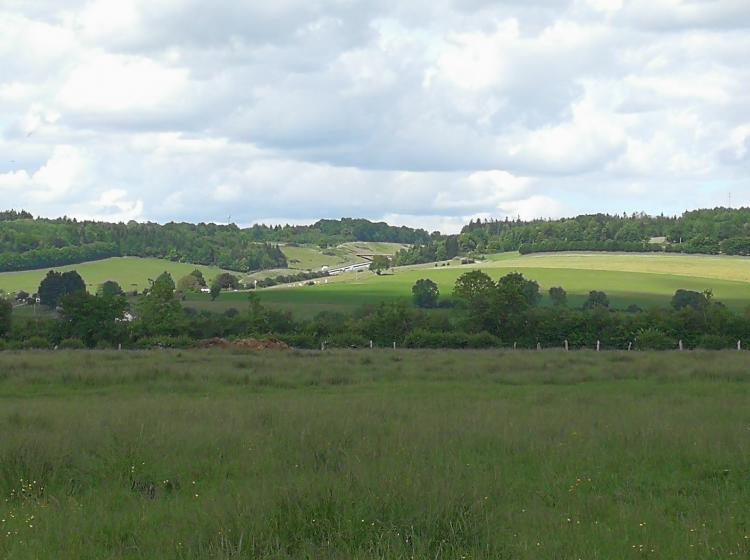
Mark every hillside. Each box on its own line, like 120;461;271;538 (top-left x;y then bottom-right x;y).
280;242;408;271
0;242;409;295
0;257;226;294
460;207;750;256
0;212;429;273
223;252;750;317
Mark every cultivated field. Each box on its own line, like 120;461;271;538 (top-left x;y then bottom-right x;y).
0;349;748;559
0;257;226;294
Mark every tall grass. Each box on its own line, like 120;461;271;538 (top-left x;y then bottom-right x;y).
1;349;749;558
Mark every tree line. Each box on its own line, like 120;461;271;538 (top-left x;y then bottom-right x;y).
2;268;749;352
460;208;750;256
0;212;432;272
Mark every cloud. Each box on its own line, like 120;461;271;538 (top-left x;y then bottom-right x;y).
1;0;749;230
58;53;189;114
0;145;89;202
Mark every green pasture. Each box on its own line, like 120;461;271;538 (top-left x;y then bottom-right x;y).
1;349;750;558
0;257;225;294
189;252;750;317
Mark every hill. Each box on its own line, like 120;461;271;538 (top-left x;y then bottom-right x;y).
0;242;409;295
0;257;226;294
207;252;750;317
0;212;429;273
460;207;750;256
279;242;408;271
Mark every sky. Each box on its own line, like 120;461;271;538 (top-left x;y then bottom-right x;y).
0;0;749;233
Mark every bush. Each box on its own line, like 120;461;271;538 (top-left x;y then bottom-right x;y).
325;333;370;348
696;334;733;350
59;338;85;349
635;328;676;351
132;336;195;349
23;336;50;349
404;330;500;349
278;333;318;349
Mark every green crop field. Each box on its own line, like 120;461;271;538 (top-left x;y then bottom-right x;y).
0;257;226;294
1;349;749;558
190;252;750;317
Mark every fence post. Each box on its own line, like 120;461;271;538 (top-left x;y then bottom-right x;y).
513;342;517;351
564;340;569;352
118;343;122;351
596;340;601;352
628;341;632;351
678;340;683;351
370;340;373;349
738;340;742;351
321;341;325;351
537;342;541;351
393;341;396;350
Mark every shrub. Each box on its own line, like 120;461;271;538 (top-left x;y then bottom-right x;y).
404;330;500;349
59;338;85;349
326;333;370;348
278;333;318;349
696;334;733;350
132;336;194;349
23;336;50;349
635;328;676;351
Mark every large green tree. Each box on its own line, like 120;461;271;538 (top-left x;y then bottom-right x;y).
38;270;85;308
137;272;184;336
59;292;128;347
583;291;610;310
177;274;202;293
97;280;124;298
412;279;439;308
369;256;390;275
213;273;239;289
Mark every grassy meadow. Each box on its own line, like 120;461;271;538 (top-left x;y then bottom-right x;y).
0;349;749;559
186;252;750;317
0;242;408;296
0;257;226;294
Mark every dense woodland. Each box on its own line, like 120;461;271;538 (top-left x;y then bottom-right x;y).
0;214;429;272
459;208;750;256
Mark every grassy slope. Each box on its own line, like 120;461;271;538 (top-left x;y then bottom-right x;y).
279;242;407;272
0;257;226;293
1;349;749;559
195;252;750;317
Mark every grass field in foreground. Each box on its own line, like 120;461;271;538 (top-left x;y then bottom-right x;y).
0;257;226;294
1;349;749;558
187;252;750;317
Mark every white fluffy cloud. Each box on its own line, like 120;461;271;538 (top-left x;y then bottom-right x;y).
1;0;749;232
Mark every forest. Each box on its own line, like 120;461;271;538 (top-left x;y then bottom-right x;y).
0;214;429;272
459;207;750;256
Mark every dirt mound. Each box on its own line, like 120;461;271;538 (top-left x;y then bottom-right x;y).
199;338;289;350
